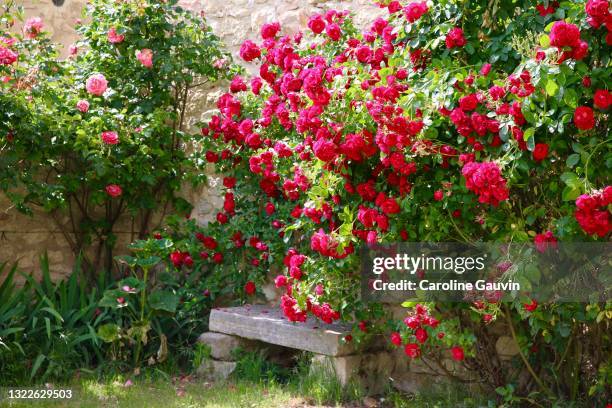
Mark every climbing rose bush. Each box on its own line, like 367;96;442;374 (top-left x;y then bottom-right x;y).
116;0;612;403
0;0;234;274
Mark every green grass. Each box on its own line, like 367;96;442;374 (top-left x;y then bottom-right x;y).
1;378;297;408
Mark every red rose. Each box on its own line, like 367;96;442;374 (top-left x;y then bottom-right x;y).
358;320;367;332
274;275;287;288
170;251;184;267
550;21;581;48
223;177;236;188
260;22;280;40
523;299;538;312
594;89;611;109
450;346;465;361
355;46;373;63
415;327;428;344
459;94;478;111
239;40;261;62
534;230;557;252
404;343;421;358
212;252;223;264
390;332;402;346
325;23;341;41
244;281;256;295
313;138;338;162
216;212;228;224
379;197;400;214
404;1;428;23
105;184;122;198
532;143;549;162
308;15;326;34
445;27;466;49
433;190;443;201
574;106;595;130
205;151;219;163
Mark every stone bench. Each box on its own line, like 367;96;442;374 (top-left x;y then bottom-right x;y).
197;305;393;393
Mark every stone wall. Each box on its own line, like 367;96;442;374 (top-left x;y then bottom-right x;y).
2;0;384;280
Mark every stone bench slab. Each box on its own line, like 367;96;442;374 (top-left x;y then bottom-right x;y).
208;305;355;356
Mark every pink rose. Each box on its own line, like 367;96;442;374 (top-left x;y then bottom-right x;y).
24;17;43;39
0;46;18;66
261;22;281;40
105;184;122;198
107;27;125;44
86;74;108;96
136;49;153;68
76;100;89;113
101;131;119;145
239;40;261;62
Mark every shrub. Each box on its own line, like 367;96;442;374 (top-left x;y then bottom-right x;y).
0;0;235;277
137;0;610;404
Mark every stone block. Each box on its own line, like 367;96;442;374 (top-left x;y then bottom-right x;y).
311;351;394;394
196;360;236;381
209;305;355;356
496;335;520;360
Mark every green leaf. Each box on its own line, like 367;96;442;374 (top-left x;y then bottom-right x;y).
148;290;179;313
566;154;580;168
97;323;121;343
545;79;558;97
523;127;535;140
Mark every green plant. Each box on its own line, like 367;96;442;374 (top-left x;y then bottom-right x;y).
0;255;112;385
0;0;236;278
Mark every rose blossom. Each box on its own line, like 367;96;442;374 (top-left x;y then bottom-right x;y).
24;17;43;39
239;40;261;62
101;131;119;145
532;143;549;162
105;184;122;198
85;74;108;96
594;89;611;109
261;22;281;39
574;106;595;130
0;46;18;65
107;27;125;44
76;100;89;113
136;49;153;68
445;27;466;49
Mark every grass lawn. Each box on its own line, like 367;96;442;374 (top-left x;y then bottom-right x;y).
0;375;477;408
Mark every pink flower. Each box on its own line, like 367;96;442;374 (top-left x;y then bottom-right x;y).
549;21;581;48
404;1;428;23
107;27;125;44
308;14;326;34
136;49;153;68
86;74;108;96
24;17;43;39
261;22;281;40
105;184;122;198
101;131;119;145
326;23;342;41
76;100;89;113
534;231;557;253
480;63;492;76
239;40;261;62
0;46;18;66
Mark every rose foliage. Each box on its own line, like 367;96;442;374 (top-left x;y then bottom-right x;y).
0;0;234;276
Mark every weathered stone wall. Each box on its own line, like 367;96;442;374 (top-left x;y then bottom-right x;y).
2;0;384;279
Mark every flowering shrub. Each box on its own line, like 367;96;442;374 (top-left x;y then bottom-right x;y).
0;0;234;275
138;0;611;402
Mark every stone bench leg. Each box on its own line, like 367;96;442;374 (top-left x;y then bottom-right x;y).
311;352;395;394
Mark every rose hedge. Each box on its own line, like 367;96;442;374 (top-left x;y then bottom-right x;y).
137;0;611;402
0;0;235;275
